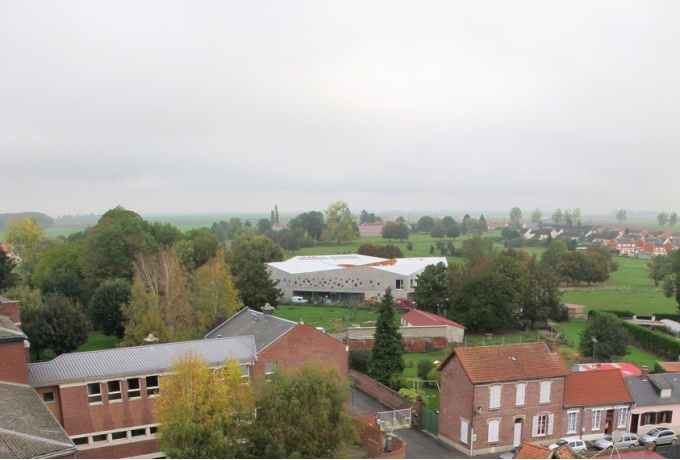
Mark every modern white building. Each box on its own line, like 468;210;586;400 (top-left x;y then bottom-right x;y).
267;254;447;304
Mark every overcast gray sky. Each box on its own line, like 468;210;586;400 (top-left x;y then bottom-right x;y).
2;1;679;218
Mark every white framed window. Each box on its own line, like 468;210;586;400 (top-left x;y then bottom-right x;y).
265;362;276;381
146;376;159;396
395;279;404;290
532;413;554;437
241;364;250;380
567;411;579;433
127;378;141;399
107;380;121;401
592;409;602;430
617;407;630;428
489;385;501;409
87;383;102;404
461;419;469;444
488;419;500;443
539;380;551;403
515;383;525;406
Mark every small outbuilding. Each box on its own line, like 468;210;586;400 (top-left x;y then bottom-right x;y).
564;303;585;319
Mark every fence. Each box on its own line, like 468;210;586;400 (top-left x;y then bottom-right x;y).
421;407;439;436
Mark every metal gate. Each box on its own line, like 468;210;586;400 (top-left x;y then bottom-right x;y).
421;407;439;436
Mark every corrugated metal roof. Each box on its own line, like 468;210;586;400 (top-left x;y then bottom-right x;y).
205;307;296;352
28;336;256;387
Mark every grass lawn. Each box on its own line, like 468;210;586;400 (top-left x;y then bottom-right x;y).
561;256;677;315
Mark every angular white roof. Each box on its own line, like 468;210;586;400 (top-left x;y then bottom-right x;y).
268;254;447;276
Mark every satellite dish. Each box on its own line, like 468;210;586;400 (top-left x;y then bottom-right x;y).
612;430;623;443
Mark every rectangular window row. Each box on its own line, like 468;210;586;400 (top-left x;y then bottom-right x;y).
488;381;550;410
642;410;673;426
72;426;158;448
87;376;159;405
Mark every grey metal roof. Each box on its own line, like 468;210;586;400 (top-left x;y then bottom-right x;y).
0;382;75;459
28;336;256;387
625;372;680;407
205;307;297;352
0;316;25;341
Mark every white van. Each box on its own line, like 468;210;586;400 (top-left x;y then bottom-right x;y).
291;296;308;303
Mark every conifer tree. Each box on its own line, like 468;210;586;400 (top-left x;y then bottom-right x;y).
368;288;404;385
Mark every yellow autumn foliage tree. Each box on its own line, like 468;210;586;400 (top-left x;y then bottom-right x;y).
154;351;256;459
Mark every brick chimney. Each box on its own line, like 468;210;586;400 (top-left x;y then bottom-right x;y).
641;365;648;381
544;339;557;355
0;297;21;325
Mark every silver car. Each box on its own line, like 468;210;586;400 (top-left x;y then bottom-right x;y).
640;428;677;446
594;432;639;450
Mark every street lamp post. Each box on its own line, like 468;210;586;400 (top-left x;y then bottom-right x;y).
591;336;598;363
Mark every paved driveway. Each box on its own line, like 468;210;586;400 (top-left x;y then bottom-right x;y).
351;388;501;459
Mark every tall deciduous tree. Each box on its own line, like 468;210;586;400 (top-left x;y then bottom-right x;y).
669;212;678;229
416;216;435;234
648;254;671;287
122;274;169;345
509;207;523;227
552;208;563;224
530;208;543;225
4;217;46;280
0;246;19;290
450;272;516;332
89;278;131;339
658;212;669;227
155;353;256;459
21;292;89;359
191;249;242;331
413;262;449;315
521;258;564;328
321;201;358;244
616;209;627;225
460;235;495;266
368;288;404;385
227;235;283;310
579;313;631;361
250;365;357;459
134;249;194;340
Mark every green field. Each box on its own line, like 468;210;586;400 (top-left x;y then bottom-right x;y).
274;303;395;333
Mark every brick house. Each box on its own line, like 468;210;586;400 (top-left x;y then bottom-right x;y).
27;336;257;458
0;316;76;458
205;307;349;388
438;341;570;456
1;300;349;459
562;369;634;441
607;238;637;256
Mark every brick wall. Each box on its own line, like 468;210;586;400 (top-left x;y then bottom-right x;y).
0;340;29;384
438;356;474;454
0;299;20;324
353;415;406;459
252;322;348;388
350;370;413;411
344;336;448;352
74;439;160;459
59;379;158;436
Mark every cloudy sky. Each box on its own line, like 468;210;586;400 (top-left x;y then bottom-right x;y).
2;1;679;218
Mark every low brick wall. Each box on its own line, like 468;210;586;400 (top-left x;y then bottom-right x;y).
345;336;448;352
350;370;413;411
353;415;406;459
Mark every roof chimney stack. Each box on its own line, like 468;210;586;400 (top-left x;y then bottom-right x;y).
642;365;648;381
544;339;557;355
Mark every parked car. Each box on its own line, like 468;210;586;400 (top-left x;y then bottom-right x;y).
291;296;308;303
549;437;587;452
594;432;639;450
640;428;677;446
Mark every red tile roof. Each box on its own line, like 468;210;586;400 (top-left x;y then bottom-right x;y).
401;310;464;329
445;342;570;384
514;442;551;459
564;369;633;406
659;362;680;372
